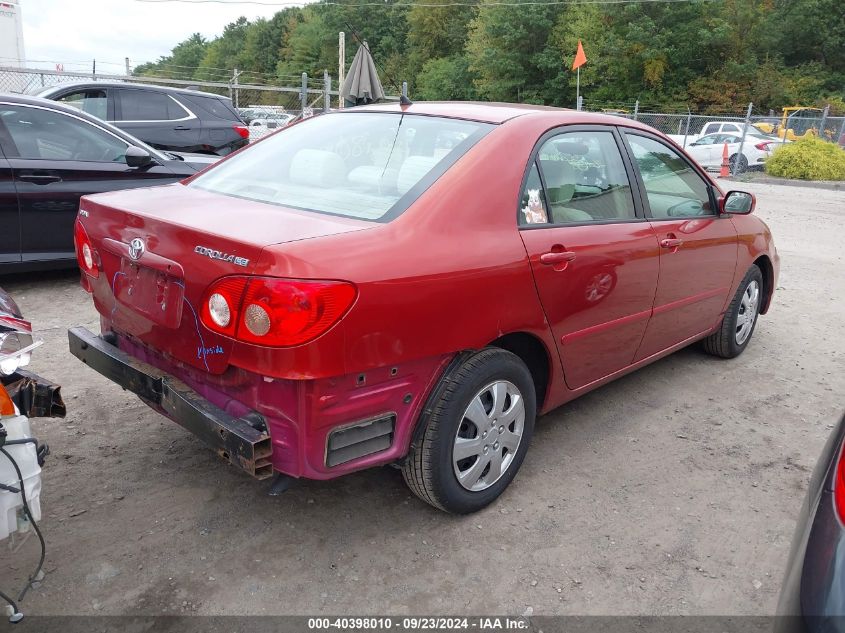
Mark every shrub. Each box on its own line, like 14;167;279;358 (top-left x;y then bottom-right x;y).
765;137;845;181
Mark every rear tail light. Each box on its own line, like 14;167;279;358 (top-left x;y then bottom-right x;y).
74;218;99;280
200;277;356;347
754;142;772;151
835;437;845;524
233;124;249;139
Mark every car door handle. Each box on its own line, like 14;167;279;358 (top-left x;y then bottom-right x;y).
17;172;62;184
540;251;577;265
660;238;683;249
173;126;191;131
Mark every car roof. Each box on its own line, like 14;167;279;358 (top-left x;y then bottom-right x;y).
348;101;651;128
34;81;232;101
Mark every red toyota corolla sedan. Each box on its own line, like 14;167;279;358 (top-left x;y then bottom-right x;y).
68;103;779;513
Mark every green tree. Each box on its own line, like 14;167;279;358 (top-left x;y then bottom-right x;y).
465;2;557;102
416;55;477;100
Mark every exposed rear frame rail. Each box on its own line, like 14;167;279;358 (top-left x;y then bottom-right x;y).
67;326;272;479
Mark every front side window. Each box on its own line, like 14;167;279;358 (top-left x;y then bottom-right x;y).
626;134;713;219
529;130;636;225
721;124;740;133
190;112;492;221
695;134;721;145
117;90;188;121
56;89;108;120
0;105;128;162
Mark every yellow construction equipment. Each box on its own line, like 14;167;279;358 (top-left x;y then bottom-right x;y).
753;107;822;141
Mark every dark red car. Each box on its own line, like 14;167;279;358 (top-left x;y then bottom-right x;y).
68;103;779;513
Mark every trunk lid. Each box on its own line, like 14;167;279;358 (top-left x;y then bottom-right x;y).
80;183;372;373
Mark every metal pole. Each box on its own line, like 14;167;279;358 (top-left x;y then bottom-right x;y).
782;111;794;148
92;59;96;78
323;70;330;113
338;32;345;109
125;57;130;76
402;81;408;99
683;108;692;148
819;105;830;141
301;72;308;114
232;68;239;109
731;102;753;177
633;100;639;121
576;67;580;110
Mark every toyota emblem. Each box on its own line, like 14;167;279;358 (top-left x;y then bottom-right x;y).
128;238;145;261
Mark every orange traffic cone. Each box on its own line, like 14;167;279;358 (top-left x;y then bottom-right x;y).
719;143;730;178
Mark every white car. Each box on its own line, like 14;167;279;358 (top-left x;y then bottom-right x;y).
247;113;296;141
684;132;777;172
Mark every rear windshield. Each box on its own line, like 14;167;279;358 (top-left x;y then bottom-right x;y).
189;112;493;221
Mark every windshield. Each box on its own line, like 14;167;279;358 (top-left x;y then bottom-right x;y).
189;112;493;221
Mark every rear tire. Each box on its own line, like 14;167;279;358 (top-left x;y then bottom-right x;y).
402;348;536;514
702;265;763;359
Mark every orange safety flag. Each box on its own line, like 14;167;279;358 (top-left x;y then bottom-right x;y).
572;40;587;70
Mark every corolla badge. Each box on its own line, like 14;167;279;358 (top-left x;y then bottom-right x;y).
128;238;146;261
194;246;249;267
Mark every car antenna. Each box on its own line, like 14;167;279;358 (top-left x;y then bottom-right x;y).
342;19;413;107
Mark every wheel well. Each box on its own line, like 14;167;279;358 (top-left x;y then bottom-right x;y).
753;255;774;313
488;333;550;411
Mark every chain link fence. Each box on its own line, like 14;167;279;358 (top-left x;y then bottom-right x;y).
0;65;339;142
583;100;845;176
583;101;845;149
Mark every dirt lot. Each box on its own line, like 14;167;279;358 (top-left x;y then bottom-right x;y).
1;180;843;617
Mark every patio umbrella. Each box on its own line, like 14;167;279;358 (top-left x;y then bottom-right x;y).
340;42;386;106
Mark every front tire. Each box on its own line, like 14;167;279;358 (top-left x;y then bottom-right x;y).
702;265;763;358
402;348;536;514
729;153;749;174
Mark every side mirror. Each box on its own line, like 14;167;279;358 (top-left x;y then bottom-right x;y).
125;145;153;169
721;190;755;215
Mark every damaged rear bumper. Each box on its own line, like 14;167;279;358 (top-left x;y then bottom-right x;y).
67;326;272;479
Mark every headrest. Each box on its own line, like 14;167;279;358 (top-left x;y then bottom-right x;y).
397;156;441;195
289;149;346;187
552;140;589;156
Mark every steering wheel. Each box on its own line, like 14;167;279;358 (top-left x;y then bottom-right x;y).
73;137;115;162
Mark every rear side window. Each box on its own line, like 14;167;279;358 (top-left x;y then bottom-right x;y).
520;130;636;226
190;112;493;221
116;90;188;121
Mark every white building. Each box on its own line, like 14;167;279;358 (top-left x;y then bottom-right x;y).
0;0;26;68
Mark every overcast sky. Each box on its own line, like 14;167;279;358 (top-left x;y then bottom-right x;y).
19;0;284;72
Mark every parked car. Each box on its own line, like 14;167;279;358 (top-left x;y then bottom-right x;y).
685;132;776;172
776;412;845;631
248;113;296;141
668;120;750;146
0;94;214;273
35;82;249;156
239;106;289;125
67;103;779;513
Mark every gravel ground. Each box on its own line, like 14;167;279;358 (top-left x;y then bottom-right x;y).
1;180;843;617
